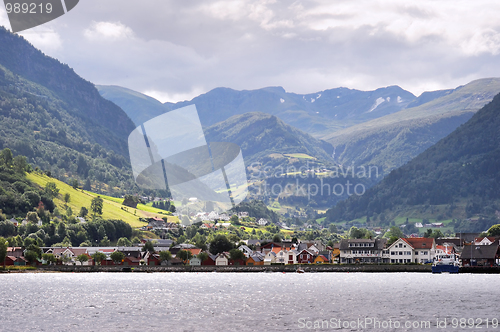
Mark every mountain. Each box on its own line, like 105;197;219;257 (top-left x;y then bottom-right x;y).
0;27;138;195
96;85;167;127
204;112;334;165
325;78;500;173
97;84;416;136
325;92;500;229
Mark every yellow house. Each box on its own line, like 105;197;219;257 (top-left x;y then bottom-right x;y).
313;255;329;264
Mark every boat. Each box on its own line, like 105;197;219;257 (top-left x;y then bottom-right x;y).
432;253;460;274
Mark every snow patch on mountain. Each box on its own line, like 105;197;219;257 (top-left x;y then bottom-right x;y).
367;97;386;112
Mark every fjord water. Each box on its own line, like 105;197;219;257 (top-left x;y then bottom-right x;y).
0;272;497;331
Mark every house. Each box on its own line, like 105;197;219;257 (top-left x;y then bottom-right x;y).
246;253;265;266
339;238;388;264
123;256;141;266
286;250;298;265
215;252;229;265
7;247;23;258
331;243;341;263
297;249;316;264
313;255;329;264
4;256;26;266
461;244;500;267
189;257;202;266
170;243;197;255
184;248;202;257
147;253;162;266
201;254;217;266
264;251;276;265
238;245;253;258
474;237;498;245
257;218;268;226
274;249;288;264
386;238;435;264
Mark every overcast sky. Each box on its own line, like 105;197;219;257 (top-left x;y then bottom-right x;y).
2;0;500;102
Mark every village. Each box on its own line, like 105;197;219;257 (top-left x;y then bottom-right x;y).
4;230;500;269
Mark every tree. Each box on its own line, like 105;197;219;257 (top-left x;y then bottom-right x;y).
79;207;88;218
0;148;13;166
110;251;125;265
64;193;71;203
197;252;209;264
176;250;193;265
42;253;56;265
142;240;155;253
13;155;28;174
100;236;111;246
90;196;103;217
76;254;89;265
117;237;132;247
122;195;139;208
44;182;60;199
24;250;39;265
70;178;79;189
229;249;245;261
159;250;172;264
26;212;39;223
487;224;500;237
272;234;282;243
209;234;233;255
0;237;7;269
91;252;106;265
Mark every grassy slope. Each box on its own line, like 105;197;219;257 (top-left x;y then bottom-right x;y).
27;172;178;228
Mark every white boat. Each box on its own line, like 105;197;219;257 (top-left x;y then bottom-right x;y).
432;253;460;274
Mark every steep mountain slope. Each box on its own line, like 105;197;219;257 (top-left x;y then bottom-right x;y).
98;84;416;136
204;112;334;165
325;78;500;173
0;27;138;195
96;85;167;127
326;92;500;224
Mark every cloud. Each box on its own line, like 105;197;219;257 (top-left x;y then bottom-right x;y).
0;7;11;30
19;28;63;52
84;21;134;41
14;0;500;101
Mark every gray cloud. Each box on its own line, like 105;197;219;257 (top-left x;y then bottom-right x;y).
2;0;500;101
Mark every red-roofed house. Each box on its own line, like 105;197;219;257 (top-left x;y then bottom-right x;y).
387;238;436;264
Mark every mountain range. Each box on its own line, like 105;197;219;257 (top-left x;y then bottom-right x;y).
98;78;500;176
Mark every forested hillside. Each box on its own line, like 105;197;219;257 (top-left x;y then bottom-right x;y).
326;93;500;229
0;27;140;196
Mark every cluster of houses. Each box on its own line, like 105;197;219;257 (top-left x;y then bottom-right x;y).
340;235;500;266
4;235;499;268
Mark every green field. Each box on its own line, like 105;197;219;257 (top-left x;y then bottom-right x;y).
27;172;178;227
284;153;316;159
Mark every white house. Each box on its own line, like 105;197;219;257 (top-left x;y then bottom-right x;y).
264;251;276;265
387;238;435;264
258;218;268;226
189;257;202;266
215;252;229;265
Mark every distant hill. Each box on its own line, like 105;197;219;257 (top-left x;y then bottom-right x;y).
326;92;500;227
325;78;500;173
204;112;334;165
0;27;138;195
96;85;167;127
98;84;416;136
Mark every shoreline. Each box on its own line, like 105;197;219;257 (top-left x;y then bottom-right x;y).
2;265;499;274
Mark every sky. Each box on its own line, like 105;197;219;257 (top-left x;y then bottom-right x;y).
2;0;500;102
